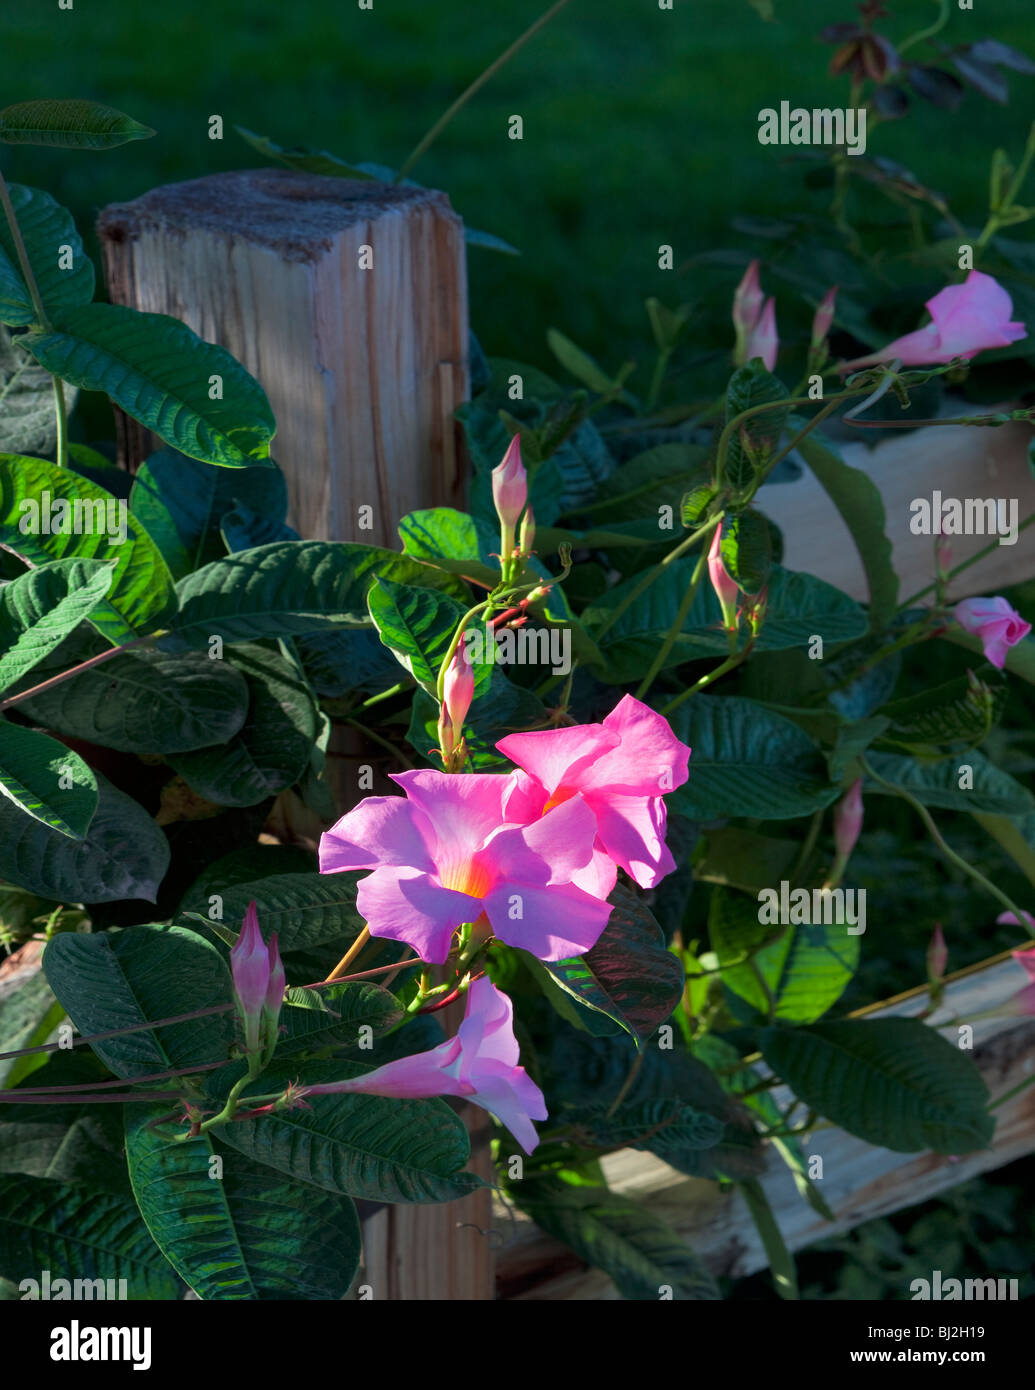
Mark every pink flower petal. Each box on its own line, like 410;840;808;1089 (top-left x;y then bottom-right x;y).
320;796;435;875
482;879;613;960
356;866;480;964
590;792;675;888
495;725;620;798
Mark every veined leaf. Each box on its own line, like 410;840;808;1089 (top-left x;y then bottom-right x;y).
125;1109;361;1300
866;750;1034;816
367;575;492;698
0;721;97;838
0;557;113;690
168;540;465;648
0;99;155;149
0;453;176;644
24;304;275;468
0;184;94;326
759;1018;993;1153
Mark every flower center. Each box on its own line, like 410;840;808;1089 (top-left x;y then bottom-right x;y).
542;783;577;814
439;856;494;899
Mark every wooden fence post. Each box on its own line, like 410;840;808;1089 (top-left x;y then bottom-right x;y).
97;168;468;544
98;169;494;1300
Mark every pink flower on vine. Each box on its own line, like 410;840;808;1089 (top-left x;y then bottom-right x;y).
299;976;547;1153
841;271;1026;370
951;595;1030;670
319;769;612;963
497;694;691;890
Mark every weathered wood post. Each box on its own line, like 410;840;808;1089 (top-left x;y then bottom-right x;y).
97;168;468;543
98;169;495;1300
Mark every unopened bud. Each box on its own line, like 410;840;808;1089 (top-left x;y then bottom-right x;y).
926;924;948;983
833;779;864;861
707;526;740;633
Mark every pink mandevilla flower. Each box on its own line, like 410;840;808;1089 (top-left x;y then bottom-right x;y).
951;596;1031;670
496;694;691;891
299;977;548;1153
319;769;613;964
841;271;1026;370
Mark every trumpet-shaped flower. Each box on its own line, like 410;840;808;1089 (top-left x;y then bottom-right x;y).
230;902;284;1057
497;695;691;890
841;271;1026;370
319;769;613;963
492;436;528;532
951;595;1031;670
299;977;548;1153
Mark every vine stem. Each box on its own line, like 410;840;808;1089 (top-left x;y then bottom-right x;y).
658;645;750;717
0;632;152;712
900;510;1035;609
592;512;724;643
0;167;50;329
859;755;1031;924
394;0;575;183
634;523;716;702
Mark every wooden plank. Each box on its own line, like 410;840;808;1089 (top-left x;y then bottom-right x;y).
758;418;1035;601
97;168;469;545
496;956;1035;1299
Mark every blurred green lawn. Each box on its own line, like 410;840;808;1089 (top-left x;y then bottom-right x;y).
5;0;1035;369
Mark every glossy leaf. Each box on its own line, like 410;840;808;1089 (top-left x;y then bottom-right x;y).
0;184;94;326
0;720;97;838
0;99;155;149
0;557;113;690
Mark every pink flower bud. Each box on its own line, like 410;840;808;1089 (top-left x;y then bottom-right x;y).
443;641;474;738
834;779;864;861
926;924;948;982
746;297;779;372
707;526;740;632
230;901;270;1054
264;932;286;1015
733;261;764;365
811;286;837;349
492;436;528;532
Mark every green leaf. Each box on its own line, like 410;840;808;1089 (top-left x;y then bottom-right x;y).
796;434;898;628
740;1179;798;1298
0;328;76;455
367;576;491;698
24;304;275;467
0;1054;129;1188
168;540;464;648
759;1018;994;1153
667;696;841;821
235;126;382;179
179;871;366;954
0;557;113;690
695;826;802;893
125;1109;361;1300
276;979;402;1056
576;443;711;525
719;509;773;595
585;563;866;680
169;643;318;806
866;750;1035;816
529;883;684;1043
0;453;176;644
42;923;233;1077
0;1175;181;1300
547;327;623;395
0;968;65;1089
214;1059;483;1204
130;449;288;581
0;99;155;149
711;886;859;1023
0;774;170;902
398;506;482;564
0;185;94;326
880;671;1007;747
0;721;97;837
511;1177;720;1300
14;637;250;754
560;1098;725;1157
722;361;789;492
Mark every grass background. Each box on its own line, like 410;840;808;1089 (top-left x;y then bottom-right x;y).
5;0;1035;370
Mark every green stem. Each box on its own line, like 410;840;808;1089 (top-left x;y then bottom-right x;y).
344;717;415;771
900;510;1035;609
357;680;409;709
436;600;490;701
0;166;50;328
52;375;68;469
658;647;747;716
860;755;1031;924
592;512;723;643
989;1072;1035;1112
897;0;950;57
634;528;716;701
975;122;1035;254
394;0;575;183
